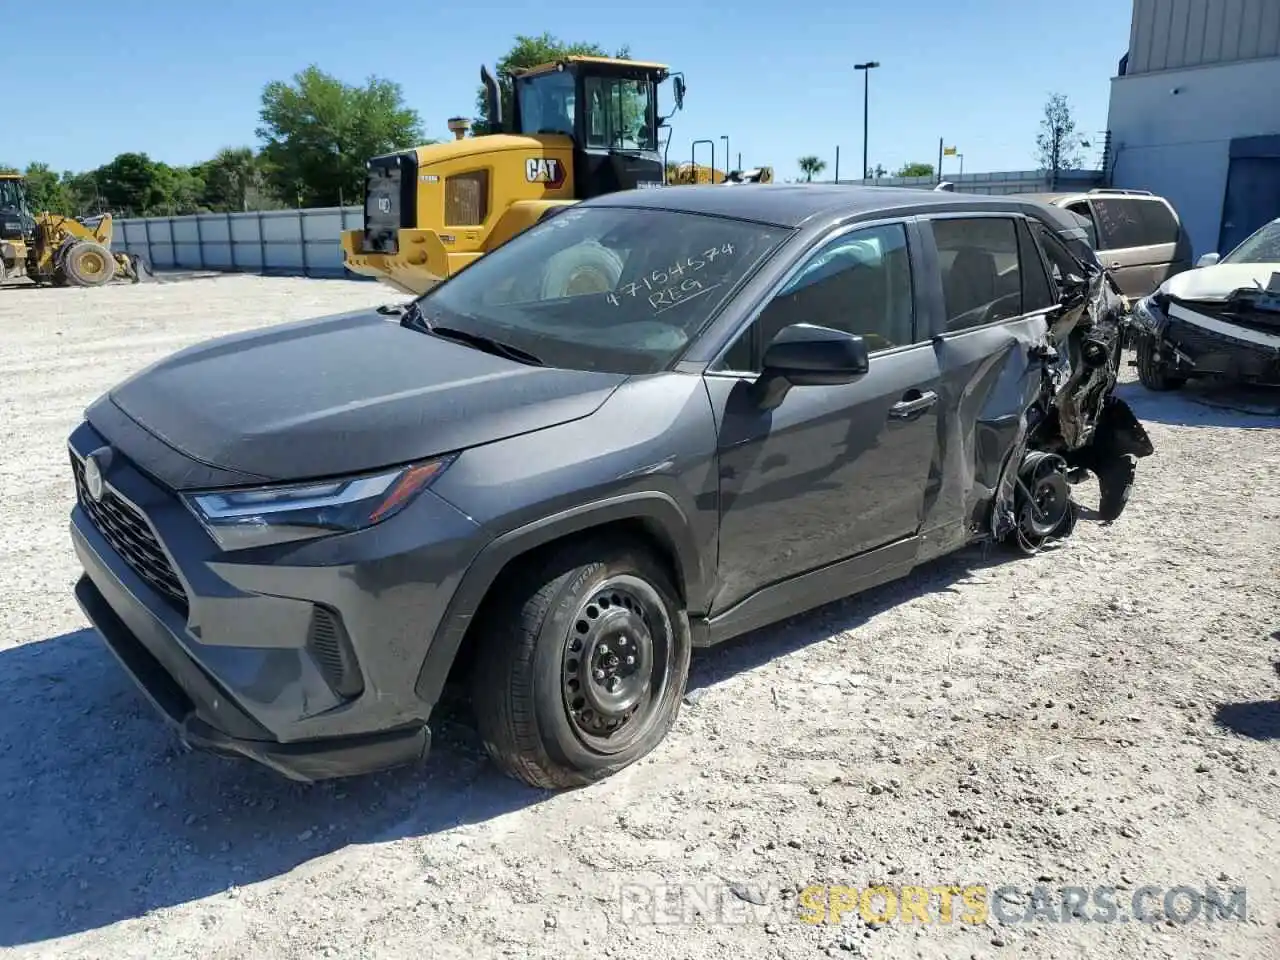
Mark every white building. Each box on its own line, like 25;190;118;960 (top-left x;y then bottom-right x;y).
1107;0;1280;259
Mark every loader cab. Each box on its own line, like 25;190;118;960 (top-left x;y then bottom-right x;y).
507;57;681;199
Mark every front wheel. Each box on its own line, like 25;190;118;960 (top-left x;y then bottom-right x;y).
1135;335;1187;391
470;538;691;789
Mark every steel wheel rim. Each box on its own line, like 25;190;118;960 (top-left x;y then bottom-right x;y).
561;574;673;754
80;251;105;276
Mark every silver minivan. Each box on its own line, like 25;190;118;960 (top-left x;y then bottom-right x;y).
1021;189;1193;302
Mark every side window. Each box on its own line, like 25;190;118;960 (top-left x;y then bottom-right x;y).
718;222;914;372
932;217;1022;332
1029;220;1084;288
1017;220;1056;313
1136;200;1180;245
1090;197;1174;250
1064;201;1099;249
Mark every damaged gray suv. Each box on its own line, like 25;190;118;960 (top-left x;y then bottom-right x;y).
68;186;1153;789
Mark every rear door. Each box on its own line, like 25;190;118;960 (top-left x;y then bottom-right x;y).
916;213;1060;559
1087;195;1186;299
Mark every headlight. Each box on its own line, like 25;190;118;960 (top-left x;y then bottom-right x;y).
184;456;453;551
1129;295;1166;335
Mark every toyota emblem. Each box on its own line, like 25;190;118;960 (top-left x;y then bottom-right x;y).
83;454;105;502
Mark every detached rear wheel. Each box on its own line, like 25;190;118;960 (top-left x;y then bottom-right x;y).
471;538;691;789
1135;335;1186;391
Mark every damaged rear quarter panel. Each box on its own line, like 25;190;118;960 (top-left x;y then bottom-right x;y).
919;314;1049;562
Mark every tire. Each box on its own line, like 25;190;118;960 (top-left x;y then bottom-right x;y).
1135;335;1186;391
540;241;623;299
470;537;692;789
61;241;116;287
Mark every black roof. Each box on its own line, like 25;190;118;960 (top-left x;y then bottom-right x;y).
586;183;1084;230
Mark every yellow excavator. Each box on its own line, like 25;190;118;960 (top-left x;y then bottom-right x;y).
341;56;687;296
0;173;149;287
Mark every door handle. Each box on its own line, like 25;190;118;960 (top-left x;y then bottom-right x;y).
889;390;938;419
1109;261;1122;269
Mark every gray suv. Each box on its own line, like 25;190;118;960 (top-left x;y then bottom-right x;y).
67;185;1152;789
1022;188;1192;302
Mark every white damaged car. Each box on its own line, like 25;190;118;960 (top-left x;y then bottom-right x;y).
1128;217;1280;391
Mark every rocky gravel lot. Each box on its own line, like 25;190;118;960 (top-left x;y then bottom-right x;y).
1;275;1277;960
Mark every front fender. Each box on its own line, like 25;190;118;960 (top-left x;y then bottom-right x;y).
412;491;707;709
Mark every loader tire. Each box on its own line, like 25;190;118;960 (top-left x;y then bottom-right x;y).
62;241;117;287
540;241;623;299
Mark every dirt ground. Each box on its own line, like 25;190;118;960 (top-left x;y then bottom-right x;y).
0;274;1277;960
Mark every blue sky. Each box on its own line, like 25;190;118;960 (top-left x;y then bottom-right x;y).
6;0;1133;182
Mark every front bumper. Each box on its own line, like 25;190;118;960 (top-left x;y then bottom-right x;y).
1130;297;1280;383
68;420;481;781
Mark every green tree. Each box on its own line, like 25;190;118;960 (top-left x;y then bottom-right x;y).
158;163;206;214
94;152;171;216
64;171;102;216
1036;93;1085;181
199;147;261;212
474;33;632;135
22;162;75;214
797;155;826;182
895;162;935;178
257;65;426;208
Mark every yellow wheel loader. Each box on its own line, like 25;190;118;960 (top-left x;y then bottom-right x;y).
0;173;150;287
341;56;686;296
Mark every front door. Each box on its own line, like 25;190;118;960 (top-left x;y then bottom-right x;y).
706;222;941;613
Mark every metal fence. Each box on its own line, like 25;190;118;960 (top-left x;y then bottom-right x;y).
829;168;1105;194
106;168;1106;278
110;206;366;278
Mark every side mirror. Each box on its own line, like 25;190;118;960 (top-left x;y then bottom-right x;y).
751;323;869;410
1196;252;1221;268
673;76;686;111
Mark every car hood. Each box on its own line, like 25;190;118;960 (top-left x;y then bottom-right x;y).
102;309;627;485
1160;263;1279;301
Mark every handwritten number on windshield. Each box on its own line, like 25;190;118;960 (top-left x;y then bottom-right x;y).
605;244;737;307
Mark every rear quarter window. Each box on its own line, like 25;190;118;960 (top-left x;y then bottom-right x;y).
1090;197;1179;250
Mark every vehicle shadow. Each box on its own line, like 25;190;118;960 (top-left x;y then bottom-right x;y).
0;541;1046;947
0;629;536;947
1213;701;1280;741
1116;379;1280;427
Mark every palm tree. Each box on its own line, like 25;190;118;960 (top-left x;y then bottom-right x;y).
797;156;827;182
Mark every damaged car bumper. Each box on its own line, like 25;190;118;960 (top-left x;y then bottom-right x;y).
67;420;481;782
1129;292;1280;384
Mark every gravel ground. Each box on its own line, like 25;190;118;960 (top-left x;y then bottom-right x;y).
1;274;1277;960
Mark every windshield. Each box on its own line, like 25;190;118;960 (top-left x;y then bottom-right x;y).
419;206;790;374
516;72;576;137
0;179;23;212
1223;219;1280;265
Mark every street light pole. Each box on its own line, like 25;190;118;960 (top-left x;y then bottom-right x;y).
854;61;880;182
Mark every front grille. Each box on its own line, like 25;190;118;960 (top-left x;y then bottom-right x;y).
361;152;418;254
72;454;188;612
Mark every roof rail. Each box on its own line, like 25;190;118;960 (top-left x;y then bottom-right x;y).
1088;187;1154;196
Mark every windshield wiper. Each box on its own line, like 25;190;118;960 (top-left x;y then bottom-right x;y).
429;325;545;366
377;300;432;332
381;301;543;365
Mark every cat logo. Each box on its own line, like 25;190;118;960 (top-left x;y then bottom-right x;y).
525;158;566;188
